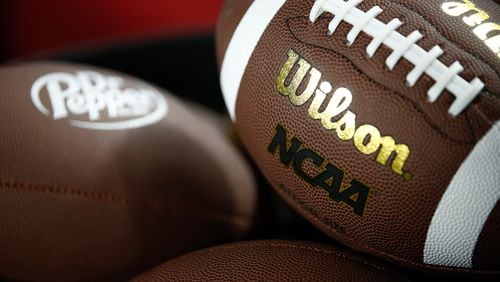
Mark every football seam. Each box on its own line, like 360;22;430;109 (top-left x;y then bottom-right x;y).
0;179;158;208
286;15;477;145
160;241;411;280
385;0;500;85
170;202;253;228
266;242;408;279
0;179;253;228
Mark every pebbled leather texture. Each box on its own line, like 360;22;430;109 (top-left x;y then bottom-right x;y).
0;62;256;280
218;0;500;275
133;240;413;281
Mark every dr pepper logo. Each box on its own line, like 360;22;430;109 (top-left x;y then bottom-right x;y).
31;71;168;130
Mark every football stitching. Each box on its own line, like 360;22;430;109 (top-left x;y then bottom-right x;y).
175;240;410;280
385;0;500;82
266;242;410;279
0;180;253;227
310;0;485;116
173;203;253;228
286;16;476;145
0;180;158;208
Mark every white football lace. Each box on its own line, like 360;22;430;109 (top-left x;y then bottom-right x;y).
309;0;485;116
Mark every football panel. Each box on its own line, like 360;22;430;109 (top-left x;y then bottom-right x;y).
215;0;254;68
0;62;256;280
219;0;500;273
219;0;286;120
133;240;412;281
392;0;500;77
423;122;500;268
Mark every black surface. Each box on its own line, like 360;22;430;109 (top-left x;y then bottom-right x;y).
49;35;227;114
0;1;7;63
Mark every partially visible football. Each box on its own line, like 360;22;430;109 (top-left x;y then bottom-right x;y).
133;240;414;281
217;0;500;274
0;62;256;280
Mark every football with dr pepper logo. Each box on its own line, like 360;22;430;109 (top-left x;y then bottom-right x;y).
217;0;500;275
0;62;256;280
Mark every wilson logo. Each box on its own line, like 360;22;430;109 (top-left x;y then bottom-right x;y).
276;49;411;180
31;71;168;130
442;0;500;59
269;124;369;216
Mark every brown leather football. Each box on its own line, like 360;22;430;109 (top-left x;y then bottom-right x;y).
217;0;500;275
133;240;413;281
0;62;256;280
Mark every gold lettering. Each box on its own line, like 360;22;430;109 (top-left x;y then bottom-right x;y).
276;49;321;106
308;84;331;122
474;23;500;57
442;0;499;59
331;111;356;141
353;126;410;177
276;49;411;178
354;125;381;155
485;36;500;59
441;0;480;17
308;83;357;141
377;136;411;177
463;11;489;27
309;84;350;122
473;22;500;40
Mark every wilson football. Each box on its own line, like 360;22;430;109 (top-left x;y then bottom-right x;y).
0;62;256;280
217;0;500;274
133;240;413;281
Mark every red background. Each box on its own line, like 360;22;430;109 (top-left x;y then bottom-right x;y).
2;0;224;59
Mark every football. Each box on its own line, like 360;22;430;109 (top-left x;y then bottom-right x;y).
0;62;256;280
133;240;413;281
217;0;500;274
